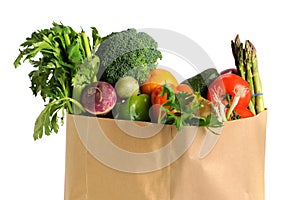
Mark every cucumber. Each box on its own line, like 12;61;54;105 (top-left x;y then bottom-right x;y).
181;68;219;98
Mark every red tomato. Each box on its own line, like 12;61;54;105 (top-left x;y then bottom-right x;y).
207;74;251;108
150;104;167;123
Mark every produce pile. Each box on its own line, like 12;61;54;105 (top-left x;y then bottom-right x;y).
14;22;264;140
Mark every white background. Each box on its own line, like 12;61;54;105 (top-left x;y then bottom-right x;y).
1;0;299;199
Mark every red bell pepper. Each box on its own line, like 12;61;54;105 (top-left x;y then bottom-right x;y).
151;83;193;122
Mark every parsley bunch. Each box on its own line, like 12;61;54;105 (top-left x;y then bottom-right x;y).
158;84;222;131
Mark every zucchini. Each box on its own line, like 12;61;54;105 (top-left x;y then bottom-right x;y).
181;68;219;98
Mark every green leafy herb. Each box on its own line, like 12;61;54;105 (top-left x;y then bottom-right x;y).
14;22;102;140
158;84;223;131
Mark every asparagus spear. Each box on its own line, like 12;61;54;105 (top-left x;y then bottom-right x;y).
231;35;256;115
231;35;246;79
249;41;265;113
245;40;256;113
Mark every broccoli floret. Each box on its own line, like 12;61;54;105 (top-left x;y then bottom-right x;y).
95;28;162;85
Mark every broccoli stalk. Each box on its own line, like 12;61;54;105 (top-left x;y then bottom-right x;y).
95;29;162;86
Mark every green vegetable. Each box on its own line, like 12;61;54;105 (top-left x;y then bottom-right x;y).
13;22;102;140
157;84;222;131
250;43;265;114
72;55;100;114
115;76;140;99
245;41;256;113
113;94;151;121
231;35;246;79
181;68;219;98
231;36;256;115
95;28;162;85
231;35;264;114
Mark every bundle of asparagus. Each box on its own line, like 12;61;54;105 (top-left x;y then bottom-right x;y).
231;35;264;115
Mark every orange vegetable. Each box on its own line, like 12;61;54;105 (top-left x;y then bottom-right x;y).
141;69;179;95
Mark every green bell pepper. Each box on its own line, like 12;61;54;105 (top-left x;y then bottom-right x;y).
113;94;151;121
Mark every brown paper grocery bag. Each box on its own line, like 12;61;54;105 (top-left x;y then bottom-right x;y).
64;110;267;200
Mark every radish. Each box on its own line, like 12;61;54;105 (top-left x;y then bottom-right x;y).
220;68;238;75
81;81;117;115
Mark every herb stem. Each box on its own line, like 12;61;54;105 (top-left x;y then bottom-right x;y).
52;97;85;113
226;95;240;120
82;32;92;59
64;34;71;47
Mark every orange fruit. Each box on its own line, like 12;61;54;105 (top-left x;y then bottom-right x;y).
141;69;179;95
